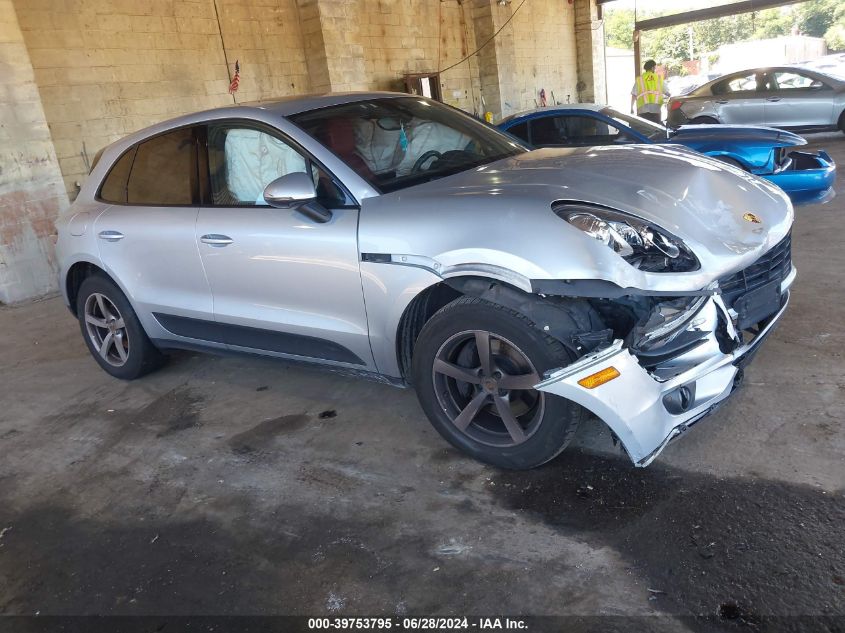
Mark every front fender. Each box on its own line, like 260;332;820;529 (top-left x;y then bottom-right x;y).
360;257;548;377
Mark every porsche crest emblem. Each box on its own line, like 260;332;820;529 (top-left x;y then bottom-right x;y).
743;212;762;224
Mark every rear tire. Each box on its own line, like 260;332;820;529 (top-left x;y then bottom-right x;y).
76;274;165;380
691;116;719;125
838;110;845;134
412;296;588;470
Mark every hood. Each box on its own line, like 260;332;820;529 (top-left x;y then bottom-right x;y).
670;124;806;147
359;145;794;294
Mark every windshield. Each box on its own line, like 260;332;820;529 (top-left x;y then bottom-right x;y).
601;107;667;141
290;97;527;194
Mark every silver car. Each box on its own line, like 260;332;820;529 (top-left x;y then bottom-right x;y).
57;92;795;469
667;66;845;132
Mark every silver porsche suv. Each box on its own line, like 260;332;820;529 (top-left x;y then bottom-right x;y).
57;92;796;469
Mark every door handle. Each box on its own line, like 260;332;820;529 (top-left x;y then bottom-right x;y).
200;234;234;247
766;97;781;102
98;230;124;242
715;100;728;104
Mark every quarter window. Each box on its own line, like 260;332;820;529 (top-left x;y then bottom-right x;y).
127;128;197;205
98;147;136;204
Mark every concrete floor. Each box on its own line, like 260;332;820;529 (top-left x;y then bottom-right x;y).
1;136;844;630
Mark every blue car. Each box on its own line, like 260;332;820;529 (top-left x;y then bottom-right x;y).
498;104;836;205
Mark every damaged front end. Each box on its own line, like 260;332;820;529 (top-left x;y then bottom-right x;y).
535;237;797;467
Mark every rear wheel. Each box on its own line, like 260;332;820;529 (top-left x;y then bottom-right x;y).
76;274;165;380
838;110;845;134
691;116;719;125
412;297;587;470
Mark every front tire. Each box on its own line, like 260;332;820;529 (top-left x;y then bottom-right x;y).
412;297;587;470
691;116;719;124
76;274;165;380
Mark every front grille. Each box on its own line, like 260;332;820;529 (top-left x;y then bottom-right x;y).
718;232;792;308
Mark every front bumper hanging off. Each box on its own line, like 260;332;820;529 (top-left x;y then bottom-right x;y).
765;150;836;206
534;268;795;467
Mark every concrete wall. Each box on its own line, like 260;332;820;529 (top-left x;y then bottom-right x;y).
0;0;69;303
2;0;601;302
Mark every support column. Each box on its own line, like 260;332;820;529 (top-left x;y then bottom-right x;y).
471;0;518;120
574;0;607;104
0;0;68;303
296;0;367;93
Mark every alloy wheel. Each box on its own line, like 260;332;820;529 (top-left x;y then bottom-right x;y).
432;330;544;447
84;293;129;367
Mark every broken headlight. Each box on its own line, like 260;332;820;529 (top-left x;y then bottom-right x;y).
557;205;699;272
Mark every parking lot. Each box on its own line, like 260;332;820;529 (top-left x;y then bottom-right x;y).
1;136;844;629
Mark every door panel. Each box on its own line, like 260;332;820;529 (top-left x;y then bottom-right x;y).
196;205;372;367
764;71;835;128
94;206;211;321
93;126;213;330
197;122;374;368
710;72;765;124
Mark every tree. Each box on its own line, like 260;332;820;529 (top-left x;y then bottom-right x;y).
796;0;839;38
604;8;635;49
826;23;845;51
751;8;795;40
602;1;841;67
823;2;845;51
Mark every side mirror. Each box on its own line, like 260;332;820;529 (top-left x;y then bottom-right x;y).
262;172;332;223
263;172;318;208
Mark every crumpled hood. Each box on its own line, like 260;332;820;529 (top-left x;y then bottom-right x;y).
670;124;806;147
360;145;794;293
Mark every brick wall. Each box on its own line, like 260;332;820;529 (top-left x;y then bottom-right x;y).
14;0;289;198
0;0;68;303
14;0;584;201
497;0;578;115
359;0;482;114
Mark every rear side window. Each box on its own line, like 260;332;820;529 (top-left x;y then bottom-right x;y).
712;72;759;95
507;122;529;143
98;148;136;203
127;127;197;205
530;116;568;145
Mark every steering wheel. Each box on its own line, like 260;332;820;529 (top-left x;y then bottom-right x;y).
412;150;442;173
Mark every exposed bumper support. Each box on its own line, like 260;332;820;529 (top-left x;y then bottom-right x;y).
535;281;792;467
766;150;836;206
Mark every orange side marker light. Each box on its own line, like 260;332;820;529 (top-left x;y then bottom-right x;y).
577;366;620;389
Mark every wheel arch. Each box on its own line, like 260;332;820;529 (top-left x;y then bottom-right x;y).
690;115;720;124
706;151;752;170
394;275;607;383
64;259;126;317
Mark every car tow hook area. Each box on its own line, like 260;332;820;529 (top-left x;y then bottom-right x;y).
534;294;790;467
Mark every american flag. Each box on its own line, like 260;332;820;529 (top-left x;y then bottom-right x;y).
228;60;240;94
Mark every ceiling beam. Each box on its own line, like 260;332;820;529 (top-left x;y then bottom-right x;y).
632;0;810;32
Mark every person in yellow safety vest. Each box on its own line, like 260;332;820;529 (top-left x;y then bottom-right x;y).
630;59;669;124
